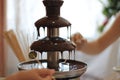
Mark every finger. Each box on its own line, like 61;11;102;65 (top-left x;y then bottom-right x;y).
75;38;87;50
40;76;53;80
71;32;83;42
36;69;55;77
74;32;83;39
81;38;87;44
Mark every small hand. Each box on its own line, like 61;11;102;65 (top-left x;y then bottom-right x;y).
5;69;55;80
71;32;87;50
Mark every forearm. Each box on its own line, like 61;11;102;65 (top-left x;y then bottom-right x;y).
80;14;120;55
79;40;101;54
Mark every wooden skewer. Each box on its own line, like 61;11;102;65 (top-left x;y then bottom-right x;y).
4;30;56;79
4;30;26;62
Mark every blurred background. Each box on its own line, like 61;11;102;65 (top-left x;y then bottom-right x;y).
1;0;120;80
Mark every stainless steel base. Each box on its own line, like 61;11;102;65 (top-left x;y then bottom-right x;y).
18;59;87;80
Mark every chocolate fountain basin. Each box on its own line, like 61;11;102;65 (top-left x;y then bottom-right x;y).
18;59;87;80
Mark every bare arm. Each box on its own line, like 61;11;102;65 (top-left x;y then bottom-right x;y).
5;69;55;80
72;12;120;55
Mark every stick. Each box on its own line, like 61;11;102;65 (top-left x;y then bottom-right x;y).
4;30;26;62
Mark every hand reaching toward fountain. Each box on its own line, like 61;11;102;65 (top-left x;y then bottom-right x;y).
71;12;120;55
71;32;87;50
5;69;55;80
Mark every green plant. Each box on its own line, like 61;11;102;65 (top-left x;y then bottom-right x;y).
98;0;120;32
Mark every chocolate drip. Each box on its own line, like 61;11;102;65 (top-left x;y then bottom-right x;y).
37;27;40;38
61;51;63;59
67;26;69;39
70;26;71;40
43;27;45;36
74;49;76;60
40;52;43;59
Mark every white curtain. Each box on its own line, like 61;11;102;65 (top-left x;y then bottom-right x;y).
6;0;120;80
6;0;105;37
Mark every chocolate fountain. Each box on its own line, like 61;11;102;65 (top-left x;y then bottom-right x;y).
18;0;87;80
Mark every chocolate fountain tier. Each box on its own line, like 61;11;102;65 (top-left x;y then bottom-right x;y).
18;59;87;80
30;37;76;52
35;16;71;28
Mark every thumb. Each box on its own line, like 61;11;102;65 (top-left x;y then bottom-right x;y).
41;76;53;80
